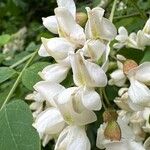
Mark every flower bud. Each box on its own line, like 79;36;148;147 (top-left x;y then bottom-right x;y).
104;121;121;141
103;109;118;123
76;12;87;26
123;59;138;75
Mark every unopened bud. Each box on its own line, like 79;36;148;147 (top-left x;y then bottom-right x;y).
103;110;118;123
104;121;121;141
76;12;87;26
123;59;138;75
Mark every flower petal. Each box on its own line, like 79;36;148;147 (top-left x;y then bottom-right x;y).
54;7;86;47
38;44;49;57
82;87;102;111
135;62;150;85
55;126;91;150
57;0;76;18
42;16;58;34
42;37;75;62
39;63;70;83
85;7;116;40
83;39;106;62
55;87;97;125
34;81;65;106
33;108;65;136
128;78;150;106
69;52;107;87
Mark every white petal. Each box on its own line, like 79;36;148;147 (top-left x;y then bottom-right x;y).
69;52;107;87
85;7;104;39
135;62;150;85
128;78;150;106
109;69;126;87
42;16;58;34
55;7;86;47
33;108;65;135
100;18;117;41
82;87;102;111
38;44;49;57
34;81;65;106
83;39;106;61
143;18;150;34
57;0;76;18
55;126;91;150
85;7;116;40
39;63;70;83
42;37;75;62
56;87;97;125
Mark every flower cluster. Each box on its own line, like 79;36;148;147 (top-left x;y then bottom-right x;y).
26;0;150;149
114;18;150;50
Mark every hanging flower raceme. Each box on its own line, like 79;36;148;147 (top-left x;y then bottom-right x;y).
24;0;150;149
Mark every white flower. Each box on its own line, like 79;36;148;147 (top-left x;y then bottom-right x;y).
128;78;150;107
109;69;126;87
137;18;150;48
25;91;44;118
55;87;101;125
96;117;145;150
39;63;70;83
85;7;117;41
42;0;76;34
33;107;65;142
55;126;91;150
39;37;75;62
69;52;107;87
33;81;65;107
82;39;106;62
114;88;132;111
54;7;86;47
113;26;140;49
109;55;126;87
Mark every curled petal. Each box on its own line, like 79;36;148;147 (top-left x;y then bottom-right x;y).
38;44;49;57
39;63;70;83
42;16;58;34
34;81;65;106
42;37;75;62
82;87;102;111
109;69;126;87
33;108;65;136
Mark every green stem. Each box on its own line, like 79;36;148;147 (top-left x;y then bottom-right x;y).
129;0;147;20
102;88;110;106
99;89;107;110
109;0;118;22
0;50;38;110
10;53;33;69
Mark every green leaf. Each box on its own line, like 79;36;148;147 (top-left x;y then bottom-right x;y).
0;100;41;150
117;47;144;63
0;67;16;84
0;34;11;46
22;62;49;90
140;47;150;63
